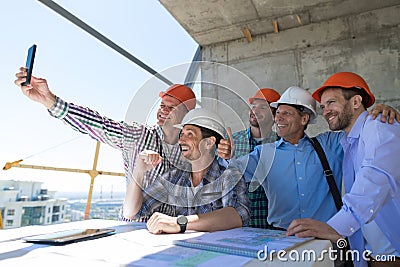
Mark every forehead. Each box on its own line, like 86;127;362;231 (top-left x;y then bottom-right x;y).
276;104;297;112
182;124;201;133
320;88;343;102
161;94;182;106
251;98;269;106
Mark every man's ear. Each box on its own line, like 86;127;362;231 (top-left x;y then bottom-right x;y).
301;113;310;126
206;136;217;148
352;95;363;109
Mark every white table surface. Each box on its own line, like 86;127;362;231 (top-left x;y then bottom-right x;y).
0;219;334;267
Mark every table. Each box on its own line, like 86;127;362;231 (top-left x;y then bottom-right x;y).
0;220;334;266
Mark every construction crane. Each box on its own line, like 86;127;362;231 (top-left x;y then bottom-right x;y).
2;141;124;228
1;1;200;229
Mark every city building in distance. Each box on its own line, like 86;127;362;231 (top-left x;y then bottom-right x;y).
0;180;67;229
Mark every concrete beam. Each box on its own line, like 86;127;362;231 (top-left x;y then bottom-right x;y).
160;0;400;45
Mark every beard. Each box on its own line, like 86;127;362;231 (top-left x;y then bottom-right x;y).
249;120;260;128
327;104;353;131
249;113;261;128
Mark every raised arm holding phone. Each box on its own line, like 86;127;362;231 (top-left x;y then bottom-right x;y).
14;45;198;192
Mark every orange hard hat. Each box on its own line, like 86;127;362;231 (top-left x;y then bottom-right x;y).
248;88;281;104
159;84;196;111
312;72;375;108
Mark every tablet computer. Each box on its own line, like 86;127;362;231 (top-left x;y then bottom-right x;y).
23;228;115;245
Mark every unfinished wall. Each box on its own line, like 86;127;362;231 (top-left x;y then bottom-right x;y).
200;3;400;135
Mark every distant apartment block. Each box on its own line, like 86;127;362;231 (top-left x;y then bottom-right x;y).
0;180;67;229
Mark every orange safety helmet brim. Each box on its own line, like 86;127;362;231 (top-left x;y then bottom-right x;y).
312;72;375;108
248;88;281;104
159;84;196;111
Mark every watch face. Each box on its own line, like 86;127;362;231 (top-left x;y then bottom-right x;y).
177;215;188;225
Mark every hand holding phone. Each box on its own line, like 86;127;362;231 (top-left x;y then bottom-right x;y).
21;44;37;86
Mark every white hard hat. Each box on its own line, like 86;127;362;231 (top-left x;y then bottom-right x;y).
174;108;226;139
270;86;317;123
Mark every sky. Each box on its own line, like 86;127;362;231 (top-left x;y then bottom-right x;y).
0;1;198;195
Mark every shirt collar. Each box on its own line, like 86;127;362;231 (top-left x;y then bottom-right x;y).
340;111;368;147
246;127;251;139
178;157;223;186
276;133;310;148
156;125;164;139
202;157;224;185
347;111;368;140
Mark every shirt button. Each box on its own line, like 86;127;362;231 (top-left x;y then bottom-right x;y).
350;227;355;233
297;162;301;165
301;210;305;213
369;209;373;213
301;194;305;197
298;177;303;180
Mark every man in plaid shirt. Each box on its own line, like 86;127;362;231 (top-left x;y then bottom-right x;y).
122;108;250;234
219;88;280;229
14;67;196;189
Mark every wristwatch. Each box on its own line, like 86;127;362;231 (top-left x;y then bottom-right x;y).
177;215;188;233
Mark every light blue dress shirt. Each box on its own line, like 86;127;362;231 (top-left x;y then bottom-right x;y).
230;131;343;229
327;111;400;267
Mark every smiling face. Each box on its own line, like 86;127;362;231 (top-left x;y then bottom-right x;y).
178;125;204;161
274;104;309;144
320;88;354;132
249;98;274;128
178;124;217;173
156;95;188;127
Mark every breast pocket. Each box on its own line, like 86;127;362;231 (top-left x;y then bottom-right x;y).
200;192;224;211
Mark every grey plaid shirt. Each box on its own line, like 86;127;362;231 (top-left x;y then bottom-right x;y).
133;158;250;225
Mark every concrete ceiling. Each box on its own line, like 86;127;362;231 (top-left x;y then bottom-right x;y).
160;0;400;46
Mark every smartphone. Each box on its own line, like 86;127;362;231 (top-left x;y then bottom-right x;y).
21;44;37;86
23;228;115;245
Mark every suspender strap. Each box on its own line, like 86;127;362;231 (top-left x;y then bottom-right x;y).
309;137;343;211
310;137;354;267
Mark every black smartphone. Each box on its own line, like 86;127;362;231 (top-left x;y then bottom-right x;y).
23;228;115;245
21;44;37;86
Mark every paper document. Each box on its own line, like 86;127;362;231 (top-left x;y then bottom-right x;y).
174;227;313;258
